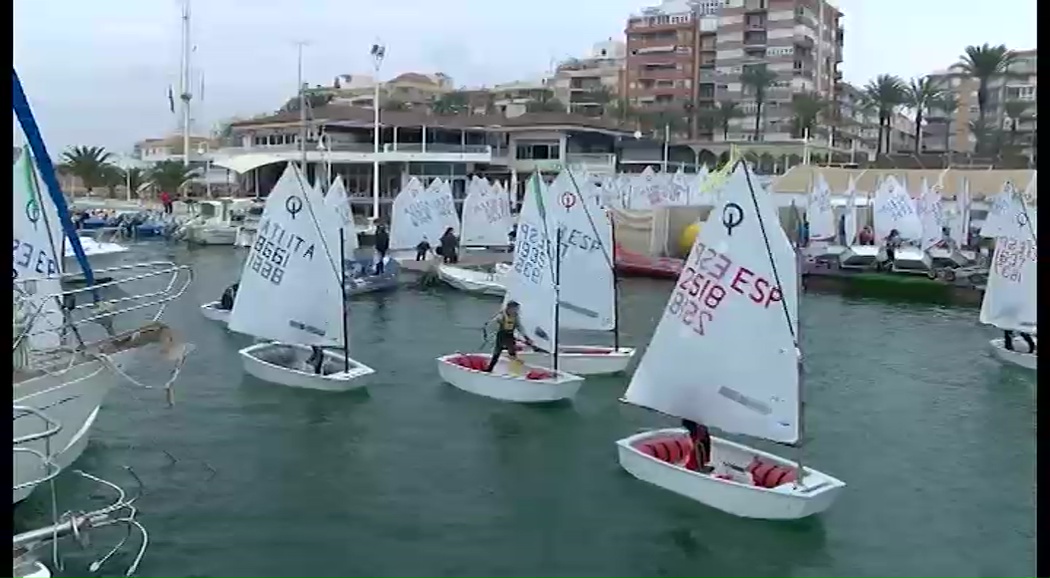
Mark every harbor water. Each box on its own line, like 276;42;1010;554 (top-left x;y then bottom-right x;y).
15;243;1036;577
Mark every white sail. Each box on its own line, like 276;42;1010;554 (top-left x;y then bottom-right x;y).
807;172;836;242
548;170;615;331
872;175;922;242
389;177;438;251
948;179;971;247
502;174;558;351
981;180;1029;239
431;178;461;238
228;164;344;347
13;148;64;350
323;176;359;257
629;166;663;210
689;165;711;206
665;168;691;207
917;179;946;251
623;162;801;444
461;176;513;246
979;222;1038;334
843;176;858;245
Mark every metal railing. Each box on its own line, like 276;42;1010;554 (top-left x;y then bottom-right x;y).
14;261;194;362
13;405;62;493
14;469;149;576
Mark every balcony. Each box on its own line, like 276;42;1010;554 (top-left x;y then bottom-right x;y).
633;44;677;55
213;142;493;165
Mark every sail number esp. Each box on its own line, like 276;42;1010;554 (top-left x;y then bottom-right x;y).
668;241;783;336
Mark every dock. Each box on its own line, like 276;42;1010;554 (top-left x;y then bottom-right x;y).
397;250;512;275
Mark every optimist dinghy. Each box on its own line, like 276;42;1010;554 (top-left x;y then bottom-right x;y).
977;179;1038;372
199;301;230;324
228;163;374;391
437;263;509;296
514;169;635;375
436;174;584;403
616;161;845;520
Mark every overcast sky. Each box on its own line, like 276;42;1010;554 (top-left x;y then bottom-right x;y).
14;0;1037;154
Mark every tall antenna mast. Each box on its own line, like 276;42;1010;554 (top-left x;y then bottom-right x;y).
179;0;192;167
295;41;310;176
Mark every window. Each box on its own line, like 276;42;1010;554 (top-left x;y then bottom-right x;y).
515;142;560;160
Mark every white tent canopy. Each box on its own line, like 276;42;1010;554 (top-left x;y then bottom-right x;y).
211;153;287;174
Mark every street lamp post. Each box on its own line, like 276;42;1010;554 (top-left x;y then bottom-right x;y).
370;42;386;222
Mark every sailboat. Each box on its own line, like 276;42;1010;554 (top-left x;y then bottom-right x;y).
978;180;1037;370
13;70;193;504
438;176;513;295
516;169;635;375
436;174;584;403
229;164;375;391
615;162;845;520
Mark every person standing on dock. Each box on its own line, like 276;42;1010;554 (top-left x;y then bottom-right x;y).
374;222;390;275
160;190;173;215
415;237;431;261
440;227;460;264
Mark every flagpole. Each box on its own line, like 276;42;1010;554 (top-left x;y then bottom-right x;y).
179;0;192;168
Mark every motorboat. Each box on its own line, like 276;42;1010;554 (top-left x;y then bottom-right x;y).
436;353;584;403
437;263;510;296
63;234;129;271
616;429;846;520
239;342;375;392
178;198;256;245
344;257;401;296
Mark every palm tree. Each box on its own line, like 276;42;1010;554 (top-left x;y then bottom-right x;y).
525;90;566;113
955;44;1019;153
61;145;114;195
122;167;146;198
739;65;777;140
789;92;825;139
933;94;960;153
713;100;743;140
862;74;906;156
639;103;688;139
904;76;944;154
148;160;196;197
429;91;470;115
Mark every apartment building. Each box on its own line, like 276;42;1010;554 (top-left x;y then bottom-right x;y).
925;48;1037;156
835;82;915;158
324;72;455;108
487;79;557;117
550;39;627;114
624;0;843;142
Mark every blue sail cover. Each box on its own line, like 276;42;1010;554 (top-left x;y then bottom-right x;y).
12;68;96;285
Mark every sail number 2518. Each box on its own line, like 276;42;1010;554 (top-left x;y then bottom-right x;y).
667;241;783;336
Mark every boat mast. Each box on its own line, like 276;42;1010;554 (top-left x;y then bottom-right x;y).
609;207;621;350
295;41;308;181
339;227;350;372
179;0;192;168
552;226;562;372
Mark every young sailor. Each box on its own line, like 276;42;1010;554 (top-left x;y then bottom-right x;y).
484;300;536;372
682;419;714;474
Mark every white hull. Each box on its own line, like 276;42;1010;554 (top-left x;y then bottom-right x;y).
436;353;584;403
517;346;636;375
13;354;127;504
186;226;238;245
989;338;1037;371
15;560;50;578
239;342;375;392
437;264;507;296
199;301;231;324
63;237;129;272
616;428;845;520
